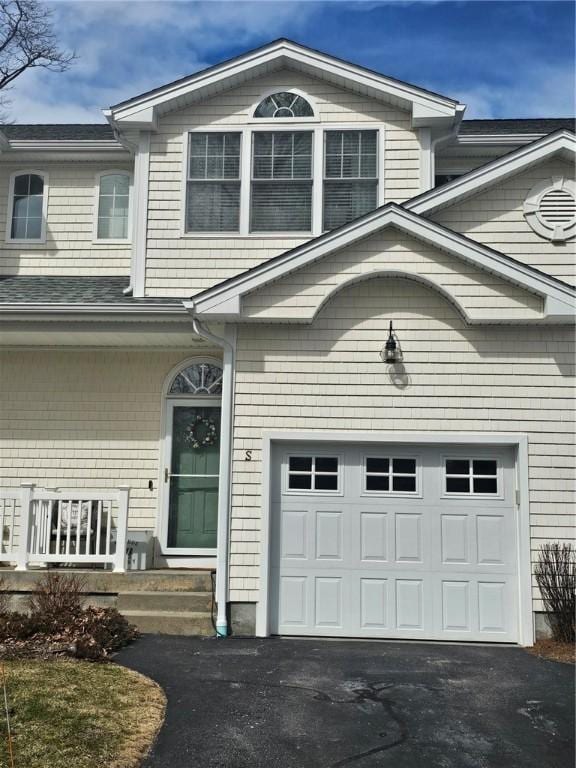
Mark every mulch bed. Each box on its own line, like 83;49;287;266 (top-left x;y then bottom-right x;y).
527;639;575;664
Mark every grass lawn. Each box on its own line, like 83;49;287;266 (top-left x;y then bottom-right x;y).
0;659;165;768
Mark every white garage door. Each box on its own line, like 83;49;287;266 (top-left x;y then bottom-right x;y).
270;443;519;643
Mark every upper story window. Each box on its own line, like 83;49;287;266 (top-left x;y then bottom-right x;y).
96;172;131;241
186;132;241;232
183;102;383;237
8;171;47;242
254;92;314;119
323;130;378;230
250;131;313;232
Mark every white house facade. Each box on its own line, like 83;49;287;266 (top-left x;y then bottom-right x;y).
0;40;574;644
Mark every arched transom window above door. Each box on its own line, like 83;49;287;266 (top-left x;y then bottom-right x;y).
254;91;314;119
168;361;223;395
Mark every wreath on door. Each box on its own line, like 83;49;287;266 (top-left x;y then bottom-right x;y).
183;414;219;449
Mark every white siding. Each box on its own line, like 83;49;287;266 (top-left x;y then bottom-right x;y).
431;157;576;284
0;348;218;529
145;69;422;296
242;228;544;322
0;161;133;276
230;277;574;608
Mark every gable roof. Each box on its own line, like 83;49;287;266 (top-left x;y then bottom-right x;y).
460;118;575;136
408;129;576;215
105;38;464;132
188;204;575;324
0;124;115;141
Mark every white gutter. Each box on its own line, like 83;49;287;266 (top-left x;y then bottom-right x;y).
188;309;235;638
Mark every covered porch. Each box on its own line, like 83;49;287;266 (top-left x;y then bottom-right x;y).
0;316;233;633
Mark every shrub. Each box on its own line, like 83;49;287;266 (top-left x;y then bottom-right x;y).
0;575;12;616
535;542;575;644
0;572;138;660
27;571;86;624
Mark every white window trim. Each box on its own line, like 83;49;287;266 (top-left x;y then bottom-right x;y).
441;454;504;500
6;169;49;244
180;123;385;239
93;169;133;245
248;87;319;123
361;453;421;498
282;451;343;496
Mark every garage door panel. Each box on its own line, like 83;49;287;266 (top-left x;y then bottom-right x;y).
271;442;519;643
478;581;508;634
360;512;389;562
441;514;470;565
395;579;424;630
314;577;343;628
441;580;471;632
394;513;423;564
315;511;343;561
280;509;308;560
360;578;389;629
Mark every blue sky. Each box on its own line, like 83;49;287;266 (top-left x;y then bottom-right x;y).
7;0;575;123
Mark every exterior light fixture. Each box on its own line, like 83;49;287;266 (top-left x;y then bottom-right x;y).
383;321;399;364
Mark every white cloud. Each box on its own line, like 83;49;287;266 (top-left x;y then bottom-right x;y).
455;64;575;118
6;0;321;122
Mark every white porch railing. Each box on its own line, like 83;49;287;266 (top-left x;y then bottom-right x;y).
0;489;19;558
0;484;129;573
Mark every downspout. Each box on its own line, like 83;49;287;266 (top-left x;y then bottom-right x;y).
187;304;235;638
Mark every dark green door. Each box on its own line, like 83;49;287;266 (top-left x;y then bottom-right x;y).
167;404;220;549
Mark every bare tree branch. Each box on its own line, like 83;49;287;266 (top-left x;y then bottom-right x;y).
0;0;75;114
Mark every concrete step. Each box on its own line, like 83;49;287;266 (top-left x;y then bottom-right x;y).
117;590;212;613
0;568;215;594
122;609;214;636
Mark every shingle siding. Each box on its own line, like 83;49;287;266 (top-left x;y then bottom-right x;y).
0;162;133;276
230;276;575;608
0;348;217;530
430;157;576;284
145;69;422;297
241;228;544;321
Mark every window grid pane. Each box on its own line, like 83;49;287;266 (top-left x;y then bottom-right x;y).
11;174;44;240
254;92;314;119
323;130;378;231
98;173;129;240
365;457;417;493
288;456;339;492
445;458;498;495
186;132;241;232
251;131;313;232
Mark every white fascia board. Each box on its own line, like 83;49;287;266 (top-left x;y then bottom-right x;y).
0;303;186;319
191;205;576;322
109;41;460;128
457;133;548;145
408;130;576;215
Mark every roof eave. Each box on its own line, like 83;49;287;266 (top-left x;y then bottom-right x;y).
106;40;463;133
187;205;575;325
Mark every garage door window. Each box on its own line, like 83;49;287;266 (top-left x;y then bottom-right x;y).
444;458;498;495
364;457;417;493
287;456;339;492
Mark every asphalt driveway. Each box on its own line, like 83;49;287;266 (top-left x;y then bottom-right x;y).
117;636;574;768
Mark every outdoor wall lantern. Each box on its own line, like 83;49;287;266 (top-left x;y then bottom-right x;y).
382;321;401;364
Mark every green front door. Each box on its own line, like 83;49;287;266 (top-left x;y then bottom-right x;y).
167;404;220;549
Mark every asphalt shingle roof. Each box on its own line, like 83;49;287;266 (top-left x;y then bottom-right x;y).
0;124;116;141
0;276;181;305
461;118;575;135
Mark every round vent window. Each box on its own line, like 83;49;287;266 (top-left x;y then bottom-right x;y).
524;177;576;242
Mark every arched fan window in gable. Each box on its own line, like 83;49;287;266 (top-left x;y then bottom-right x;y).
254;91;314;119
169;362;223;396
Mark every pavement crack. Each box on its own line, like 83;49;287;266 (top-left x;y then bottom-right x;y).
196;677;407;767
